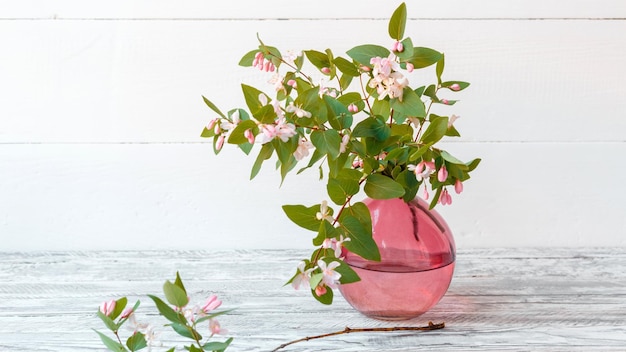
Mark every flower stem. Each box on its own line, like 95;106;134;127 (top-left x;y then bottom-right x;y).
271;322;445;351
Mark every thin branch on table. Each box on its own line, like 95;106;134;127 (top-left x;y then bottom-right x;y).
271;321;445;351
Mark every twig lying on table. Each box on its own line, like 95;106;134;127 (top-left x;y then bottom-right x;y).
271;321;445;351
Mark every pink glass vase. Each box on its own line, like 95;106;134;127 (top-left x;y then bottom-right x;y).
339;197;456;320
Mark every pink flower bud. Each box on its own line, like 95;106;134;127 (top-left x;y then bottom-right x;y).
315;285;327;296
254;52;264;61
287;79;297;88
216;135;225;151
202;295;222;313
99;300;116;317
454;179;463;194
406;62;414;73
423;187;430;200
396;42;404;52
244;129;255;144
120;307;134;319
348;103;358;113
360;65;371;72
214;124;220;135
321;67;331;74
207;118;217;131
438;166;448;182
268;62;275;72
391;41;399;52
263;61;271;72
450;83;461;91
439;188;452;205
441;99;449;105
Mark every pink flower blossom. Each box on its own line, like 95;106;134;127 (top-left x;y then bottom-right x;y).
339;134;350;153
99;300;116;317
406;62;414;73
316;200;334;223
291;261;313;290
286;102;312;118
448;114;460;128
287;79;297;88
207;119;218;131
317;260;342;288
322;235;351;258
120;307;134;319
209;319;227;335
257;118;296;144
408;161;435;181
294;139;313;161
450;83;461;91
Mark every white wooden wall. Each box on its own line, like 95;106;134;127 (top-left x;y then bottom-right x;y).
1;1;625;251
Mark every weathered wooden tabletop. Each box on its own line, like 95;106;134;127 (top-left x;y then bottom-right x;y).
0;248;624;351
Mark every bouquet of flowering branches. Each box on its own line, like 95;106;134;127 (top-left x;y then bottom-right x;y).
202;2;479;304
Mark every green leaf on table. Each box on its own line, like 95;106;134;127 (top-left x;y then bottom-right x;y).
94;330;127;352
347;45;390;66
408;47;443;69
364;174;405;199
388;2;407;40
340;215;380;261
126;332;147;351
202;96;227;119
282;204;323;232
420;115;448;145
147;295;186;325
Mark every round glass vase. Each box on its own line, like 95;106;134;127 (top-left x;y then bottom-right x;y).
338;197;456;320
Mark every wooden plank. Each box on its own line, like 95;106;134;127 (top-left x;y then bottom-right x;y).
0;19;625;143
1;142;625;251
1;0;625;19
0;249;624;351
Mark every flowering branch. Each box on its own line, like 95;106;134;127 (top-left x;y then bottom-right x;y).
271;321;445;351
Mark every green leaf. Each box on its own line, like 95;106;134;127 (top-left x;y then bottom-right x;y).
408;144;432;162
396;37;414;60
304;50;331;70
126;332;147;351
147;295;186;325
227;119;257;145
323;95;352;130
97;311;119;332
171;322;201;340
335;262;361;284
250;143;274;179
371;99;391;119
420;115;448;145
311;129;341;159
352;117;390;141
109;297;128;320
282;204;322;232
341;215;381;261
312;284;334;305
364;174;405;199
238;49;258;67
163;280;189;308
408;47;443;69
252;102;277;124
388;2;407;40
241;84;264;114
333;56;360;77
390;88;425;117
202;96;227;119
94;330;127;352
467;158;481;171
326;170;361;205
314;220;338;246
436;54;445;84
440;150;465;164
203;338;234;352
442;80;470;91
346;45;390;66
397;170;420;202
